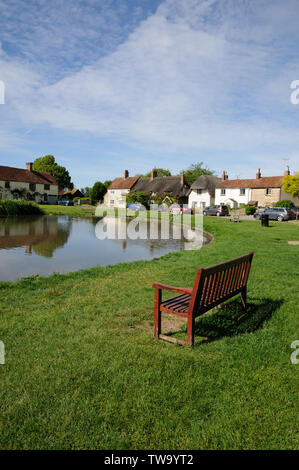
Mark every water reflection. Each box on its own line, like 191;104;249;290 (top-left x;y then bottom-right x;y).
0;216;71;258
0;215;207;282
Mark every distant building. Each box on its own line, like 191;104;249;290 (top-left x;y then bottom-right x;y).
104;169;190;208
58;188;84;200
215;167;299;208
104;171;140;208
0;162;58;204
188;175;220;209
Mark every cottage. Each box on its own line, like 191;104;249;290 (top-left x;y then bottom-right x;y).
215;167;299;208
0;162;58;204
132;169;189;204
58;188;83;200
104;171;140;208
188;175;220;209
105;169;190;208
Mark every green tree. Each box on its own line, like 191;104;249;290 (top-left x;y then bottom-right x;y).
126;191;149;206
283;172;299;198
103;180;112;189
182;162;214;186
144;168;171;178
80;187;92;197
275;200;295;208
90;182;107;204
33;155;73;190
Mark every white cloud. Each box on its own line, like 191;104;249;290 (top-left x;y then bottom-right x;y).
0;0;299;172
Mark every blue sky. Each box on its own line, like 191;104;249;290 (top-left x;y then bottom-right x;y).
0;0;299;188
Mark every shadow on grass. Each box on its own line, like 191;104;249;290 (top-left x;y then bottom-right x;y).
193;298;283;345
164;298;283;346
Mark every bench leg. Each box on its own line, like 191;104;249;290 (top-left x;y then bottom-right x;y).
241;286;247;310
153;288;162;338
187;315;195;347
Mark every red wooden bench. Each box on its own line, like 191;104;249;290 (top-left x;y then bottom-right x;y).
153;251;254;347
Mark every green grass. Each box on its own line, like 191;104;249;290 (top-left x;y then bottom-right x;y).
0;218;298;449
0;200;44;217
39;204;95;216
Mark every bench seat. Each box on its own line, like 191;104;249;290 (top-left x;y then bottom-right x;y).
153;251;254;346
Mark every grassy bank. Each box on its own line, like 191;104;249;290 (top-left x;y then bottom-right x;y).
0;200;44;217
0;218;298;449
39;204;95;216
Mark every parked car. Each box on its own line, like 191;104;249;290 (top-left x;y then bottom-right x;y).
169;204;192;215
127;203;146;211
254;207;294;221
58;200;74;206
203;205;229;217
290;207;299;219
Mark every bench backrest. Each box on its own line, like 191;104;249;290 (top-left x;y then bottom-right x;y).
189;252;254;317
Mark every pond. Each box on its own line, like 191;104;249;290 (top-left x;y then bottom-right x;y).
0;215;208;282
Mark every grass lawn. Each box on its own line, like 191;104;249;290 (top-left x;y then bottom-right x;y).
0;217;298;449
39;204;95;216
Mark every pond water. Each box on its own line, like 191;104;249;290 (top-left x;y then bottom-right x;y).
0;215;208;282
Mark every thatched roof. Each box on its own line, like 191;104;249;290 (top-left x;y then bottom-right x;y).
132;176;189;198
190;175;220;195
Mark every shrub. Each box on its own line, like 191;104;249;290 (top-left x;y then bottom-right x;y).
126;192;149;207
245;205;256;215
0;200;44;217
275;200;295;208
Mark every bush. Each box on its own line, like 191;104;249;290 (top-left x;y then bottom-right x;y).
0;200;44;217
245;205;256;215
275;200;295;208
126;192;149;207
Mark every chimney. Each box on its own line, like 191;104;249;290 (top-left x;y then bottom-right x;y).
124;169;129;179
151;168;158;181
222;171;228;181
285;165;290;176
26;162;33;172
256;168;261;179
180;171;185;185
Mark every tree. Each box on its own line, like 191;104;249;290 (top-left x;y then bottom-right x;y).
275;200;295;208
90;182;107;204
144;168;171;178
33;155;73;190
126;191;149;207
283;172;299;198
103;180;112;190
80;187;91;197
182;162;214;186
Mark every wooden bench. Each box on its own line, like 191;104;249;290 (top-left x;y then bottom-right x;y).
153;251;254;347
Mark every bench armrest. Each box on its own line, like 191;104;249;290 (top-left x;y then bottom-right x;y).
152;283;193;295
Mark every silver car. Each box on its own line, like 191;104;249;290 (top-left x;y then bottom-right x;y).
254;207;294;222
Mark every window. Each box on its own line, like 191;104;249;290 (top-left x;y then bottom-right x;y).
110;190;115;194
5;181;10;189
12;192;18;200
110;200;114;205
29;183;36;191
196;189;202;195
266;188;272;195
221;189;226;196
240;188;245;195
44;184;50;190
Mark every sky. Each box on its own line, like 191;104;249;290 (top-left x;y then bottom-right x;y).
0;0;299;188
